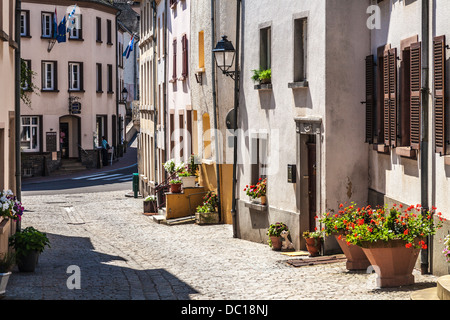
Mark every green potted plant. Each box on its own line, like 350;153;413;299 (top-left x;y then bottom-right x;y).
9;226;50;272
267;222;288;251
251;68;262;83
0;252;16;297
303;229;323;257
195;191;219;225
143;195;158;215
343;203;446;287
319;202;371;270
169;179;182;193
180;154;199;188
258;69;271;84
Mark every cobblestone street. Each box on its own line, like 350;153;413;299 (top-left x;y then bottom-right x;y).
5;189;438;301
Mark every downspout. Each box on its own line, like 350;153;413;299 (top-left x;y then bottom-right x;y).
15;0;22;215
152;0;158;184
163;0;168;180
230;0;241;238
115;11;120;150
211;0;222;222
420;0;430;274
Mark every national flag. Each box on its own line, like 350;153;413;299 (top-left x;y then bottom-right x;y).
123;34;135;59
66;4;77;33
56;16;67;43
53;7;58;38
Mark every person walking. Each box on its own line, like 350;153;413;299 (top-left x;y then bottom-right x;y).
101;136;109;166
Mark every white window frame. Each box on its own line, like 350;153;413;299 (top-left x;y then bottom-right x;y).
20;11;27;36
42;61;55;90
20;116;40;152
69;62;81;91
69;15;80;39
42;12;53;38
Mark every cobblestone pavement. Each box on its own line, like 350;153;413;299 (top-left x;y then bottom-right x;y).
4;189;438;301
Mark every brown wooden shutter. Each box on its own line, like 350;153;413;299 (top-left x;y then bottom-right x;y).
409;42;421;150
383;48;398;147
172;39;177;81
365;55;375;144
181;34;188;78
434;35;446;155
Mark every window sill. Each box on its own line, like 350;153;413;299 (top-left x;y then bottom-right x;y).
9;39;18;50
96;40;103;44
244;200;268;212
107;42;113;46
41;89;59;93
68;89;85;93
373;143;389;154
395;146;417;159
107;91;114;94
40;36;54;40
21;35;32;38
0;30;9;42
254;83;272;90
288;81;308;89
96;90;103;94
69;38;84;41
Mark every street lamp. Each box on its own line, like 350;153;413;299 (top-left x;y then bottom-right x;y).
121;88;128;103
213;35;236;79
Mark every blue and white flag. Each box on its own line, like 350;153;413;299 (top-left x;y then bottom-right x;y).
66;4;77;33
123;34;135;59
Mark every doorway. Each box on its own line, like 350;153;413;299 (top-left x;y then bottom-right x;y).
59;115;81;159
306;136;317;232
60;123;69;159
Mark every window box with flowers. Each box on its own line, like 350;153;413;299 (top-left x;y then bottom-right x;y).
339;203;446;287
243;178;267;205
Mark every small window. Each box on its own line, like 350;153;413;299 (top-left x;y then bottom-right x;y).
41;12;53;38
69;15;82;40
107;64;113;93
260;26;271;70
21;59;32;90
198;31;205;69
42;61;56;90
294;18;307;82
20;11;30;37
96;63;102;92
107;19;112;44
69;62;83;91
96;17;102;42
20;116;40;152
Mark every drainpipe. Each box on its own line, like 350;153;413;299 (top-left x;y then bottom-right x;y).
211;0;222;222
15;0;22;212
115;12;120;150
163;0;168;180
420;0;430;274
152;0;158;184
230;0;241;238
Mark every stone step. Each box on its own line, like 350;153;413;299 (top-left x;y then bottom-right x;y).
410;275;450;300
437;275;450;300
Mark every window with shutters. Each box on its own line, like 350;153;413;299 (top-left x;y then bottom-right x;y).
365;55;375;144
68;62;83;91
170;38;177;82
433;35;446;155
96;63;102;93
181;34;188;80
20;11;30;37
409;42;421;150
41;61;57;91
383;48;398;147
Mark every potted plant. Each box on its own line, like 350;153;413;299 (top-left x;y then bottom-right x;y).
303;229;323;257
0;252;16;297
9;226;50;272
267;222;288;251
319;202;371;270
0;189;24;222
243;178;267;205
169;179;182;193
180;154;199;188
344;204;446;287
443;234;450;263
195;191;219;225
143;195;158;215
258;69;271;84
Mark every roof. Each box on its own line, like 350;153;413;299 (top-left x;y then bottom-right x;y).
114;2;140;35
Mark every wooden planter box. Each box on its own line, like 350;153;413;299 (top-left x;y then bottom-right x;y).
143;201;158;215
195;211;219;225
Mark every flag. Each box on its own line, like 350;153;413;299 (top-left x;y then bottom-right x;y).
53;7;58;38
56;16;67;43
123;34;135;59
66;4;77;33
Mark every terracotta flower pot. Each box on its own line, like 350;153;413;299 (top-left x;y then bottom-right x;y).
305;237;322;257
360;239;421;287
334;234;371;270
270;236;282;251
170;183;182;193
260;195;267;205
